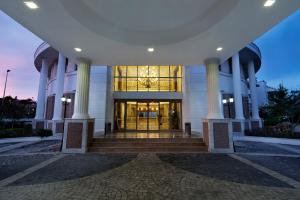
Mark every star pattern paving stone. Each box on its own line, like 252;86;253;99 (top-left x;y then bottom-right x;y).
0;153;300;200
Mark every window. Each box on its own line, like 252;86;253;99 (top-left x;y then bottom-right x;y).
113;66;182;92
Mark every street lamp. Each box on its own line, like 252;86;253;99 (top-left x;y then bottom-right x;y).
61;96;72;119
222;97;234;118
60;96;71;151
1;69;11;117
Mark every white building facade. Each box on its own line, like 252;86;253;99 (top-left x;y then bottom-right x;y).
33;42;262;153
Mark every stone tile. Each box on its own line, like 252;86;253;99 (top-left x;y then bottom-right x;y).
158;153;291;188
2;140;60;154
11;153;137;186
234;141;298;154
0;154;53;181
1;153;300;200
241;155;300;182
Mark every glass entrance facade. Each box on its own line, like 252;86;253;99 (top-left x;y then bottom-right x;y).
114;100;182;131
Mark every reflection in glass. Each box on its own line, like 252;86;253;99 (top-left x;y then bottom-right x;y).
137;102;148;130
159;102;169;130
126;102;137;130
113;66;182;92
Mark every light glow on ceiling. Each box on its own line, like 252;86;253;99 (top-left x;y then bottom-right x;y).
147;48;154;52
24;1;39;9
216;47;223;52
74;47;82;52
264;0;276;7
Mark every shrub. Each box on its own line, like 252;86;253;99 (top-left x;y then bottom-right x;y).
245;127;300;139
36;129;53;137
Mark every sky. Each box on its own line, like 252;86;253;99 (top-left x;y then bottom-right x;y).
0;8;300;99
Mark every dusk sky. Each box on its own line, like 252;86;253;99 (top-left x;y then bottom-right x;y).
0;9;300;99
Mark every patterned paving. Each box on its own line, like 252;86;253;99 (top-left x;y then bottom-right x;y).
1;153;300;200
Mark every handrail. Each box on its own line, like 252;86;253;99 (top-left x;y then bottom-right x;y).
34;42;49;59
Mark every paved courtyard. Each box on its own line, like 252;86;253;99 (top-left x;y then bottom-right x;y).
0;139;300;199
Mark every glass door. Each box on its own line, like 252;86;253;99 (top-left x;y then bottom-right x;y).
126;101;137;130
114;101;125;130
137;102;148;130
148;102;159;130
159;102;169;130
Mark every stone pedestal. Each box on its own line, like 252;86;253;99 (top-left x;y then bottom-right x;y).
32;119;46;130
48;120;64;135
62;118;95;153
250;119;263;129
202;119;234;153
231;119;246;136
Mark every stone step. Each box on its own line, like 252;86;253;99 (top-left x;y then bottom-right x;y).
91;142;206;147
93;138;204;143
88;146;208;153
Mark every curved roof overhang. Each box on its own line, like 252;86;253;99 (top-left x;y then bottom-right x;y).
1;1;299;66
34;42;58;72
239;43;262;74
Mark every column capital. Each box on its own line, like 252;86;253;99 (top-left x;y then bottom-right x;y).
204;58;220;66
76;57;91;65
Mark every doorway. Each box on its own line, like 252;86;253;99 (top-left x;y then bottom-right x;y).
114;100;181;131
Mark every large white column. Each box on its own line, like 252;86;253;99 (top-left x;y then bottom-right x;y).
248;61;260;120
72;60;91;119
52;53;66;120
205;58;223;119
232;53;244;119
35;59;48;119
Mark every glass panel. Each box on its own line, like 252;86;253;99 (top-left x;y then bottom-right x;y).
159;78;170;92
115;77;126;91
114;102;125;130
137;66;149;91
127;78;137;91
127;66;137;77
137;102;148;130
148;66;159;91
170;102;181;130
126;102;137;130
114;66;126;77
160;66;169;77
170;78;182;92
148;102;159;130
159;102;169;130
170;66;182;77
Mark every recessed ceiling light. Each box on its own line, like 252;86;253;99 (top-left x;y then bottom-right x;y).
147;48;154;52
264;0;276;7
74;47;82;52
24;1;39;9
216;47;223;52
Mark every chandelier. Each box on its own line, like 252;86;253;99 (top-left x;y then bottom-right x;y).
138;66;158;88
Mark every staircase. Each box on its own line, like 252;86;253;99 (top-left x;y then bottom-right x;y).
88;138;207;153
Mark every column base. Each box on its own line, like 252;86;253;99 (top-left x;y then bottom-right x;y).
47;120;64;135
250;119;263;129
62;118;95;154
202;118;234;153
231;119;246;136
32;119;47;130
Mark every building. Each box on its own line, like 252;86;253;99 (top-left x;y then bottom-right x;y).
1;1;300;153
33;42;262;153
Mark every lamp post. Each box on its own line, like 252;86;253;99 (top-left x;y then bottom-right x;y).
1;69;11;117
222;97;234;118
60;96;71;151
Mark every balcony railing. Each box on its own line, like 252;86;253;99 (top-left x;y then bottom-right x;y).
246;42;261;59
34;42;49;60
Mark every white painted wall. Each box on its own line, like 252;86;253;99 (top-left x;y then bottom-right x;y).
88;66;108;135
184;65;208;135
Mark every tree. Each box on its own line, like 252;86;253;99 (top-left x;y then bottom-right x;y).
260;84;300;132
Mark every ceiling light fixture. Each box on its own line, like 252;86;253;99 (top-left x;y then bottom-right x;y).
264;0;276;7
74;47;82;52
24;1;39;9
147;48;154;52
216;47;223;52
